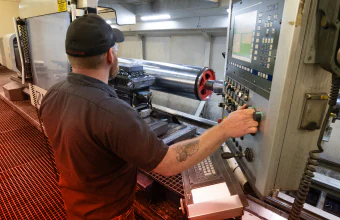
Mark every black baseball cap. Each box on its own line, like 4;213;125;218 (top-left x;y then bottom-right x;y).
66;14;124;57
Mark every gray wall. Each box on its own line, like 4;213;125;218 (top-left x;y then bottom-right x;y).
118;34;227;120
118;36;143;59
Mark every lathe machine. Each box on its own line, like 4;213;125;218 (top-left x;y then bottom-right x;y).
2;0;340;219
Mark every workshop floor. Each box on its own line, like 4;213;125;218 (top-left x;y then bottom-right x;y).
0;91;67;219
0;67;65;219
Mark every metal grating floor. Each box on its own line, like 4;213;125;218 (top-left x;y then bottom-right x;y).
0;98;67;219
150;200;185;219
143;171;184;196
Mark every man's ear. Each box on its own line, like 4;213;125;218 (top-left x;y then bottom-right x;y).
107;48;114;64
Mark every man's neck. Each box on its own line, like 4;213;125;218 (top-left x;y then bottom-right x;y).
72;68;109;84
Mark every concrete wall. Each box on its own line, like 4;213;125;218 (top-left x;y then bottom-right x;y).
118;34;227;119
118;36;143;59
0;0;20;37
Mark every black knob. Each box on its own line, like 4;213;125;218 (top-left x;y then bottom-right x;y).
244;148;254;162
240;136;244;140
235;141;239;147
250;111;263;136
253;111;263;122
232;138;236;142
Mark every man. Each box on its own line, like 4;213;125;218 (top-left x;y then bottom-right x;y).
40;14;258;220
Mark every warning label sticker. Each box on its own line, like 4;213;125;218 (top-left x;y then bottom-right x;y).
57;0;67;12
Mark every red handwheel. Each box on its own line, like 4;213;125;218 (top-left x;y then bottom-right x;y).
197;69;216;100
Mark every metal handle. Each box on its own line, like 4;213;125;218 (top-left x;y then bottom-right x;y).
221;152;244;159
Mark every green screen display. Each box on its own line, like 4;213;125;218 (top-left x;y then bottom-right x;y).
232;11;257;63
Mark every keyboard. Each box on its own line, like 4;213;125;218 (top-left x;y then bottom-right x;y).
193;157;219;182
181;151;247;220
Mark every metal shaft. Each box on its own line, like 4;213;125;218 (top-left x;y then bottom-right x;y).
118;58;216;101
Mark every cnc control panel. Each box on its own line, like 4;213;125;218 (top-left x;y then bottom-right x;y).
226;0;285;99
223;0;287;196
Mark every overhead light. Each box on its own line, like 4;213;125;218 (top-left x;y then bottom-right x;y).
140;14;171;21
106;20;112;24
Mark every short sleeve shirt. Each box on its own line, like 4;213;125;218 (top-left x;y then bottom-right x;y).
40;73;169;219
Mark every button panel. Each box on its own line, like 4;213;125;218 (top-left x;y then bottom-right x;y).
258;3;280;72
224;77;250;113
229;61;273;82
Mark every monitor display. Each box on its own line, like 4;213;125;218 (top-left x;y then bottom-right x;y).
232;11;257;63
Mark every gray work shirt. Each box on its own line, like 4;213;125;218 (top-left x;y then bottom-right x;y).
40;73;168;219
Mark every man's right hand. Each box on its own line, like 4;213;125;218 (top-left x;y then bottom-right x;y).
220;105;259;138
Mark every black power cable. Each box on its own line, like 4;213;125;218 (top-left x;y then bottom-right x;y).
289;76;340;220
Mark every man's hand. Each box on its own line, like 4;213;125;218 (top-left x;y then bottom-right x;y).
220;105;258;138
153;105;259;177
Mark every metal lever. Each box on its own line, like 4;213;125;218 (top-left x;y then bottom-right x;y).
221;152;244;159
204;80;225;94
221;148;254;162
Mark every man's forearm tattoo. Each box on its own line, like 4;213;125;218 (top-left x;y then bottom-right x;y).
175;139;199;162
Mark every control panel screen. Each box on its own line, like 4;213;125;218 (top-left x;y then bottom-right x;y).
232;11;257;63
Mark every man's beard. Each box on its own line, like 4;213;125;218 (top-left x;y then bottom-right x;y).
109;55;119;79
